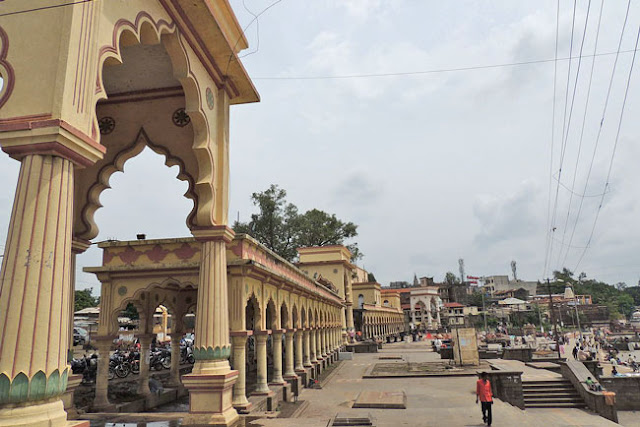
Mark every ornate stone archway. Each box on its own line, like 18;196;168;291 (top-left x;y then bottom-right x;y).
0;2;257;426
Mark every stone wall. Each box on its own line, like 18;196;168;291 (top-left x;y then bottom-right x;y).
485;371;524;409
561;360;617;423
599;377;640;410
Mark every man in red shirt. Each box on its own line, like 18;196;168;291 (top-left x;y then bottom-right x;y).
476;372;493;426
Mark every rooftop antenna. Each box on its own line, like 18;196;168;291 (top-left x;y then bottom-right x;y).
458;258;465;284
511;260;517;282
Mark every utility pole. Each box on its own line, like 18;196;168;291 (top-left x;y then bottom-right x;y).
547;278;562;360
482;292;488;334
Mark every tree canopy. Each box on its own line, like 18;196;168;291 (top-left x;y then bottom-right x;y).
74;288;99;312
551;268;637;319
233;184;362;262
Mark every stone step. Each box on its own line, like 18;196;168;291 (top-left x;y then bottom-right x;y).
525;402;587;409
523;391;580;398
524;396;584;403
522;383;574;389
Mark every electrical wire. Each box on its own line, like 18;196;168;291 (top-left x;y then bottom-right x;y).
543;0;562;280
252;48;640;81
549;0;579;274
0;0;95;17
556;0;593;269
224;0;285;75
239;0;261;59
561;0;606;267
574;16;640;273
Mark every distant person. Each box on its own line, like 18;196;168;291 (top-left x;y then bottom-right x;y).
612;366;619;376
476;372;493;426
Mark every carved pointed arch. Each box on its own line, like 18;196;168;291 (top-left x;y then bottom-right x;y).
91;11;219;233
77;128;197;240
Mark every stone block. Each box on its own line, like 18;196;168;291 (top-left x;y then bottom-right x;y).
339;351;354;360
352;391;406;409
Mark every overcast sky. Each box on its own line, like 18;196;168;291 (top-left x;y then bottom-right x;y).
1;0;640;293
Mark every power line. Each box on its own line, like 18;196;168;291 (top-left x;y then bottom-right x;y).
225;0;285;75
574;15;640;273
543;0;562;280
549;0;580;273
0;0;95;17
252;48;640;81
561;0;606;267
555;0;593;269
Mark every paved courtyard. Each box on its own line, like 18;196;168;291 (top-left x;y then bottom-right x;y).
251;341;636;427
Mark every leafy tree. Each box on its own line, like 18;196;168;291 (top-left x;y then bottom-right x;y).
233;185;300;262
122;303;139;320
468;291;485;308
367;272;377;283
74;288;98;312
234;184;362;262
624;287;640;306
444;272;460;285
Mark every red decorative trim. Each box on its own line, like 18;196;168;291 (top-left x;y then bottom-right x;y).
0;26;15;109
253;329;272;336
230;330;253;337
3;141;94;168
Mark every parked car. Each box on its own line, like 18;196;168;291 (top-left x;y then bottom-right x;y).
73;327;89;346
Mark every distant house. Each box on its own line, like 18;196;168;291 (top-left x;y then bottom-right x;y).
442;302;478;327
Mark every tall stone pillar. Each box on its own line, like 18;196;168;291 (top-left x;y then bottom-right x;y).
310;329;317;363
427;306;433;329
284;330;296;377
303;330;312;367
253;331;271;394
436;310;441;329
167;314;183;388
0;154;78;426
345;302;355;343
92;336;115;412
322;329;329;357
315;329;323;360
294;330;304;371
231;332;252;413
138;333;153;397
182;227;238;426
270;330;285;385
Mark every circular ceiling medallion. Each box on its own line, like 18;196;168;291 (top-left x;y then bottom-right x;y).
206;87;215;110
98;117;115;135
172;108;190;127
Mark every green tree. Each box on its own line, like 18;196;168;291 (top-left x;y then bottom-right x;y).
444;272;460;285
233;185;300;261
624;287;640;306
122;303;139;320
74;288;98;312
234;185;362;262
367;272;377;283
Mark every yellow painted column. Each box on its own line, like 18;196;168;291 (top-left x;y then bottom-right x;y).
310;329;317;363
270;329;285;385
0;155;75;426
284;329;296;377
138;333;153;397
182;227;238;426
253;331;271;394
92;336;114;411
294;330;304;371
230;331;252;413
168;314;184;388
303;330;312;367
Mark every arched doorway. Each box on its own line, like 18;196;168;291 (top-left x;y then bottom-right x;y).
0;3;258;426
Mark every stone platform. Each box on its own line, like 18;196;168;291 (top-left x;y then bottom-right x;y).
352;391;406;409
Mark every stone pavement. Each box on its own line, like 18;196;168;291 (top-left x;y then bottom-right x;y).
250;341;623;427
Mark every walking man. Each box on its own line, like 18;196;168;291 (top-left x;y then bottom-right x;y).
476;372;493;426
